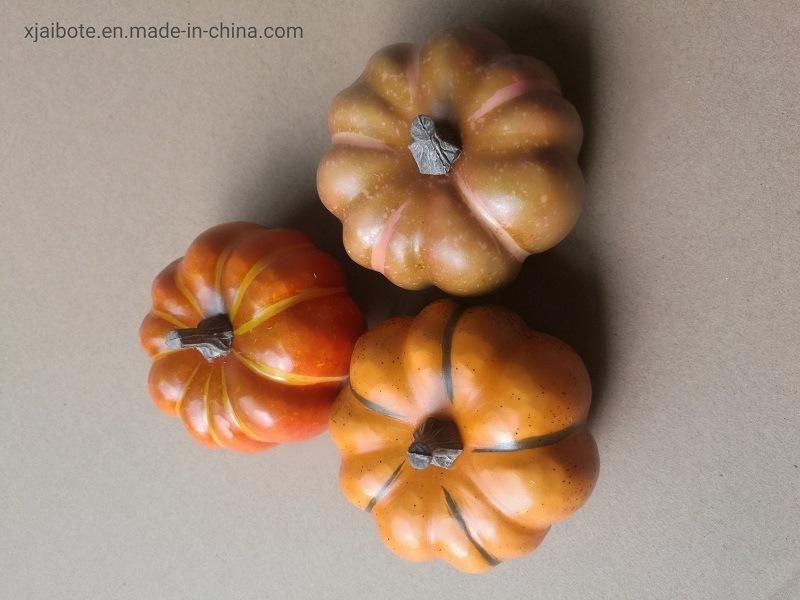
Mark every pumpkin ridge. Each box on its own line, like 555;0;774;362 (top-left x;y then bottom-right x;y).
442;487;501;567
149;348;181;362
228;242;313;320
201;369;222;448
331;131;396;153
350;385;409;422
472;422;585;453
231;349;348;386
370;200;409;275
331;83;408;145
441;305;466;404
174;269;203;317
174;362;203;415
365;462;404;513
452;170;529;262
233;286;346;336
219;365;267;443
356;81;410;128
150;309;190;330
466;78;540;123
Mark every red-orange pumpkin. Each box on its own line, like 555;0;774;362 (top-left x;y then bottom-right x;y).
139;222;364;452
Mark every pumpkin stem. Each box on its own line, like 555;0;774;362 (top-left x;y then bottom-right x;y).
165;313;233;361
407;417;463;470
408;115;462;175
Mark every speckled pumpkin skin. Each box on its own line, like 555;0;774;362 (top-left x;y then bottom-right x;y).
329;300;599;573
317;26;584;295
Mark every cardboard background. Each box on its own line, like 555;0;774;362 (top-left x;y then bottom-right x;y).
2;1;798;598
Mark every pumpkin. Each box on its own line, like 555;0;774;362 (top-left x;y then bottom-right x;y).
317;25;583;296
139;222;364;452
329;300;598;572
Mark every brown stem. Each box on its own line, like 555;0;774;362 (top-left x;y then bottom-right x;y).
165;314;233;361
407;417;463;470
408;115;462;175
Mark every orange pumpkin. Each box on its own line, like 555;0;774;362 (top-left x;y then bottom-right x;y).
329;300;598;572
317;26;583;295
139;222;364;452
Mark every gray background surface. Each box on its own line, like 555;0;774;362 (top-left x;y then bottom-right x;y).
2;1;798;598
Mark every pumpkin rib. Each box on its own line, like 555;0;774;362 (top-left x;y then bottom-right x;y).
179;222;266;316
339;177;425;273
206;365;275;452
330;386;413;456
173;362;203;415
466;430;599;529
150;309;190;330
201;369;223;448
472;421;586;453
451;170;529;262
354;80;410;132
450;310;591;446
212;243;235;301
459;53;562;126
347;318;420;420
357;43;419;120
349;385;410;422
227;242;313;321
330;131;397;154
140;311;183;357
317;143;415;221
420;186;520;295
442;486;501;567
441;304;466;404
219;365;272;443
149;348;182;363
370;200;409;275
211;225;267;304
174;269;204;318
365;461;405;512
443;469;551;562
401;302;453;417
147;350;204;415
233;286;346;336
329;83;408;146
463;92;583;157
176;363;217;447
465;78;544;123
231;349;348;386
150;260;201;324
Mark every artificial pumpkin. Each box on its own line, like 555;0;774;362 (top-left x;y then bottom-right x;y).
139;222;364;452
317;25;583;296
329;300;598;573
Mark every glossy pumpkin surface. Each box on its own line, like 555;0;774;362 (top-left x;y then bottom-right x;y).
318;26;584;295
330;300;598;572
139;222;364;452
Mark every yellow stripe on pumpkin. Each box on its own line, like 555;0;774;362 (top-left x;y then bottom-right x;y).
151;309;190;330
233;286;345;336
232;350;348;386
174;362;203;414
228;243;312;320
175;271;203;316
203;369;224;448
213;244;235;300
220;368;274;443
